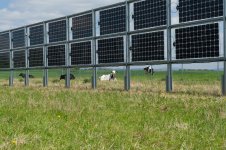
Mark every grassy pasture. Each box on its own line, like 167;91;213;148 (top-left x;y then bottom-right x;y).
0;69;225;149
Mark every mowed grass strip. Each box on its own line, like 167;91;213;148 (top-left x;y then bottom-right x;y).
0;86;225;149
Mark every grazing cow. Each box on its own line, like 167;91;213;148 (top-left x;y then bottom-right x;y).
60;74;75;80
144;66;154;75
99;70;117;81
19;73;34;78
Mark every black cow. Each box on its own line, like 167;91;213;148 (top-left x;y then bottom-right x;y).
60;74;75;80
19;73;34;78
144;66;154;75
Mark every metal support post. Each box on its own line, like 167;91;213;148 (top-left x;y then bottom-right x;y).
222;0;226;95
92;10;97;89
9;31;14;86
43;22;48;87
166;0;173;92
25;27;29;86
65;17;71;88
124;0;131;91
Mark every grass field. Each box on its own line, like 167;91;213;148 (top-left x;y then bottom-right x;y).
0;69;225;149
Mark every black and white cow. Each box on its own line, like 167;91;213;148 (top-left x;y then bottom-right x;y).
99;70;117;81
144;66;154;75
19;73;34;78
60;74;75;80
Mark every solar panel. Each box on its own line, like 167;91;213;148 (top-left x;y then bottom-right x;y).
13;50;25;68
97;37;124;64
133;0;166;30
12;29;25;48
29;25;44;46
174;23;219;59
48;20;67;43
71;14;93;39
177;0;223;23
71;41;92;65
0;33;10;50
47;45;65;66
0;52;10;68
29;48;43;67
131;31;165;62
99;6;126;35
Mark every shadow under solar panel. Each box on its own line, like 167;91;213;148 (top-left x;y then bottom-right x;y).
177;0;223;23
0;33;10;50
97;37;124;64
0;52;10;68
29;25;44;46
47;45;65;66
131;31;165;62
175;23;219;59
71;41;92;65
133;0;166;30
99;6;126;35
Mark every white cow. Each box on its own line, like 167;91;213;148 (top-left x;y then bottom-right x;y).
99;70;117;81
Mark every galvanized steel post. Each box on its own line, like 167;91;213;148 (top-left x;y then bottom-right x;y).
125;0;131;91
166;0;173;92
43;22;48;87
65;17;71;88
25;27;29;86
92;10;97;89
223;0;226;95
9;31;14;86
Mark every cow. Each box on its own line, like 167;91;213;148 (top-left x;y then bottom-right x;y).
19;73;34;78
144;66;154;75
99;70;117;81
60;74;75;80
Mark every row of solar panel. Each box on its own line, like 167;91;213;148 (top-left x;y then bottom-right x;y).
0;23;220;68
0;0;224;50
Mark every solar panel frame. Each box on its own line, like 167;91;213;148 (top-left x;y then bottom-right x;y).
70;41;92;65
71;13;93;40
47;45;66;66
13;50;25;68
97;36;125;64
29;47;44;67
174;23;220;60
48;19;67;43
12;29;25;49
133;0;167;30
177;0;223;23
0;33;10;51
29;24;44;46
131;31;166;62
99;5;126;35
0;51;10;68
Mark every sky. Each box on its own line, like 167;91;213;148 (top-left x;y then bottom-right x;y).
0;0;224;70
0;0;123;31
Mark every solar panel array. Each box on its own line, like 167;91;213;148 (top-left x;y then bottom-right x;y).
0;0;224;71
174;23;219;59
131;31;165;62
71;41;92;65
29;25;44;46
177;0;223;23
13;50;25;68
0;33;10;50
99;6;126;35
29;48;44;67
133;0;166;30
97;37;124;64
